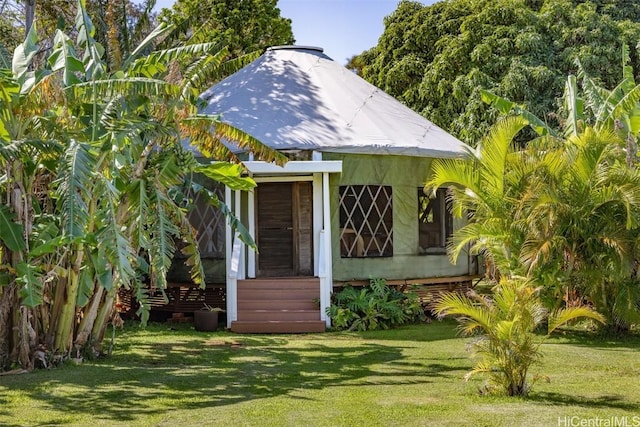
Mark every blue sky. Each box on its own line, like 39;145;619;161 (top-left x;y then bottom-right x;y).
154;0;437;65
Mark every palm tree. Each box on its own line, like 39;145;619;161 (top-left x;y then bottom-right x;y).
465;51;640;331
434;278;605;396
424;115;532;279
521;127;640;331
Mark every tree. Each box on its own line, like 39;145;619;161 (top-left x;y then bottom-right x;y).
354;0;640;145
424;116;532;278
434;278;605;396
520;127;640;332
477;51;640;331
159;0;294;57
427;67;640;332
0;1;159;75
0;0;281;371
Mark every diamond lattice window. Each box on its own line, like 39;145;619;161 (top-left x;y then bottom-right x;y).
187;184;225;259
418;188;453;253
339;185;393;258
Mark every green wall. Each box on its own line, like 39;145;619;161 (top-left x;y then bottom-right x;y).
323;153;470;282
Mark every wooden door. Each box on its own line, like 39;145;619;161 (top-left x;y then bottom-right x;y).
256;182;313;277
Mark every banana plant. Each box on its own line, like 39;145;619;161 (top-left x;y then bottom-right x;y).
0;0;280;370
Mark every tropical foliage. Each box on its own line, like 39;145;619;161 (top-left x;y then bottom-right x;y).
0;0;158;61
0;0;280;371
426;49;640;333
159;0;294;57
434;278;605;396
351;0;640;144
327;279;425;331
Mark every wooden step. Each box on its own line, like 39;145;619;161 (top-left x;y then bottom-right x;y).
230;320;326;334
237;289;319;300
237;309;321;322
237;278;320;291
238;299;320;311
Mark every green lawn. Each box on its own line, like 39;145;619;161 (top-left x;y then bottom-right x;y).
1;321;639;426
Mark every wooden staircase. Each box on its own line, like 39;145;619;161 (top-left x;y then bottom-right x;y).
230;277;326;333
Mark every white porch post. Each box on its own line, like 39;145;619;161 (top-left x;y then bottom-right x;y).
225;186;236;327
247;188;256;278
234;190;245;280
320;171;333;327
312;173;323;276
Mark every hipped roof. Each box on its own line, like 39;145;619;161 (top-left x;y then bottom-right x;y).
199;46;469;158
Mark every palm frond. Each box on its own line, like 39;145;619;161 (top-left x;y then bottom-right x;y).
170;201;205;286
547;306;605;334
576;59;612;124
562;75;583;137
181;115;286;164
12;20;39;87
127;178;150;249
95;175;136;288
55;140;94;238
0;138;62;161
128;40;225;78
49;30;84;86
68;77;181;100
17;261;43;307
123;22;175;70
433;291;495;336
0;206;26;253
603;85;640;131
477;116;528;198
194;162;256;191
480;89;553;136
147;184;180;289
75;0;106;79
180;46;229;100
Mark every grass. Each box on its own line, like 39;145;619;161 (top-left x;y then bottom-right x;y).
1;321;639;426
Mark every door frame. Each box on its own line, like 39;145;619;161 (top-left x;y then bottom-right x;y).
248;175;323;279
254;181;313;277
224;159;342;328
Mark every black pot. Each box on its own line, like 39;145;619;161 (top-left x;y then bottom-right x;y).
194;310;219;332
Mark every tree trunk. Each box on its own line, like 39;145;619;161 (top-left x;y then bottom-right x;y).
45;276;67;350
25;0;36;35
91;292;115;354
0;284;15;370
54;257;82;354
74;285;105;351
18;306;35;370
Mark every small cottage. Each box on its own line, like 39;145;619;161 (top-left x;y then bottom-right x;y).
171;46;476;333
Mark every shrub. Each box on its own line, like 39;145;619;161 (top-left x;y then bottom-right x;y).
434;278;605;396
327;278;425;331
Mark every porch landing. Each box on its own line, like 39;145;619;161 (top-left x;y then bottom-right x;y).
230;277;325;333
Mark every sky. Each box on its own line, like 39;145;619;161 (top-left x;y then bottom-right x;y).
154;0;437;65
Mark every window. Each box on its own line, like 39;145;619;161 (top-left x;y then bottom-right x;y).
339;185;393;258
418;188;453;253
186;184;225;259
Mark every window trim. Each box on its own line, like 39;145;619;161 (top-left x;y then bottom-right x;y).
418;187;453;255
339;185;393;258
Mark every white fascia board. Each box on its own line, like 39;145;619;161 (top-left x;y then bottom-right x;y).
243;160;342;174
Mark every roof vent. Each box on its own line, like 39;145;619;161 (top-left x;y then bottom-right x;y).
268;45;324;53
